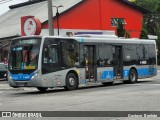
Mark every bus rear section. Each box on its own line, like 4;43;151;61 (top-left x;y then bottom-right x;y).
122;43;157;83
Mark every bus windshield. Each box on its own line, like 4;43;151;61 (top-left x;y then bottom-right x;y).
8;38;41;71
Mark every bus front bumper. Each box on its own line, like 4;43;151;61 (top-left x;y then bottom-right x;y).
8;78;45;88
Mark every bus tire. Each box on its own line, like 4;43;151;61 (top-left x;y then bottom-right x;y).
128;69;137;84
65;73;78;91
37;87;48;92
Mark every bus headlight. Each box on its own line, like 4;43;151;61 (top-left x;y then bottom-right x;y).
31;73;38;80
8;73;12;80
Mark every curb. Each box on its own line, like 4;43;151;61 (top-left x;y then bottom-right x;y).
0;84;37;91
0;88;24;91
0;78;7;81
0;83;24;91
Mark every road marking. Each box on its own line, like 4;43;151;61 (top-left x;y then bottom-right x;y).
0;91;3;93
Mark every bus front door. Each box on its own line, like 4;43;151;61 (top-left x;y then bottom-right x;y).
113;46;123;79
84;46;97;82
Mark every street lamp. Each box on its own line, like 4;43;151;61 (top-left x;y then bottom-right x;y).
53;5;63;35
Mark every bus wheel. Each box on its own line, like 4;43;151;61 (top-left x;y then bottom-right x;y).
65;73;78;91
37;87;48;92
128;69;137;84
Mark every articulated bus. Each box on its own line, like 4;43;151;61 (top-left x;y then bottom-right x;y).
8;35;157;92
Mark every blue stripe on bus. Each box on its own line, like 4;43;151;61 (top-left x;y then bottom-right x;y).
124;67;157;78
137;68;157;77
101;70;114;79
101;67;157;80
11;72;35;81
123;70;129;78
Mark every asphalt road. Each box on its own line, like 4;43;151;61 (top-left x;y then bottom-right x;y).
0;72;160;120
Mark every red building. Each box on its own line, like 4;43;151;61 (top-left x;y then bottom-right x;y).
42;0;149;38
0;0;149;40
0;0;150;70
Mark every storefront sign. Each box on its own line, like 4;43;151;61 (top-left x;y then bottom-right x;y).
21;16;42;36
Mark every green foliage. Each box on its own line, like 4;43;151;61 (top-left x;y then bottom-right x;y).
135;0;160;35
157;2;160;11
140;29;148;39
135;0;159;12
116;19;125;37
135;0;160;64
140;22;148;39
157;29;160;65
125;31;130;38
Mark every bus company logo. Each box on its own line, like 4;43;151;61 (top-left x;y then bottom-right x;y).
24;18;37;36
2;112;11;117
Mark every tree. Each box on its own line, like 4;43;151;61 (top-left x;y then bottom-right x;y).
125;31;130;38
140;22;148;39
116;19;125;37
135;0;159;12
157;28;160;65
134;0;160;64
135;0;160;35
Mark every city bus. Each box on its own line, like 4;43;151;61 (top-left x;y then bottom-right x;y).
8;35;157;92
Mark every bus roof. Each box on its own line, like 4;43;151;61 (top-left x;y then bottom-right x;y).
12;35;156;45
43;36;156;45
74;34;118;38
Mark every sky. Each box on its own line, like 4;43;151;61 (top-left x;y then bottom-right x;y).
0;0;28;15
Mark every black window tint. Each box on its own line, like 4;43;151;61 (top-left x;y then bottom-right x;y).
123;44;139;65
42;38;60;74
148;44;156;64
97;44;112;66
136;44;143;60
80;44;85;66
124;45;136;61
136;44;149;63
62;42;79;67
143;44;149;60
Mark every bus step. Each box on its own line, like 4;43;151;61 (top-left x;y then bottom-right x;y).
79;82;102;88
114;76;122;79
114;78;123;81
113;80;123;84
86;82;101;86
86;79;95;82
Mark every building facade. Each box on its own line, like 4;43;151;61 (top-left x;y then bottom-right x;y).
43;0;149;38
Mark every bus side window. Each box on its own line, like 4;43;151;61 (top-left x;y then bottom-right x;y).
43;46;58;64
62;42;78;67
97;44;112;66
43;47;48;63
42;38;60;74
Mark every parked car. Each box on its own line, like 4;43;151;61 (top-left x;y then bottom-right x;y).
0;63;7;79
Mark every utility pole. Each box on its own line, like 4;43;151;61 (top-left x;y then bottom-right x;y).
53;5;63;35
47;0;54;36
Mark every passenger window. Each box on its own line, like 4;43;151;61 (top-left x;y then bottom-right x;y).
43;45;58;64
42;38;60;74
62;42;78;67
97;44;112;66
